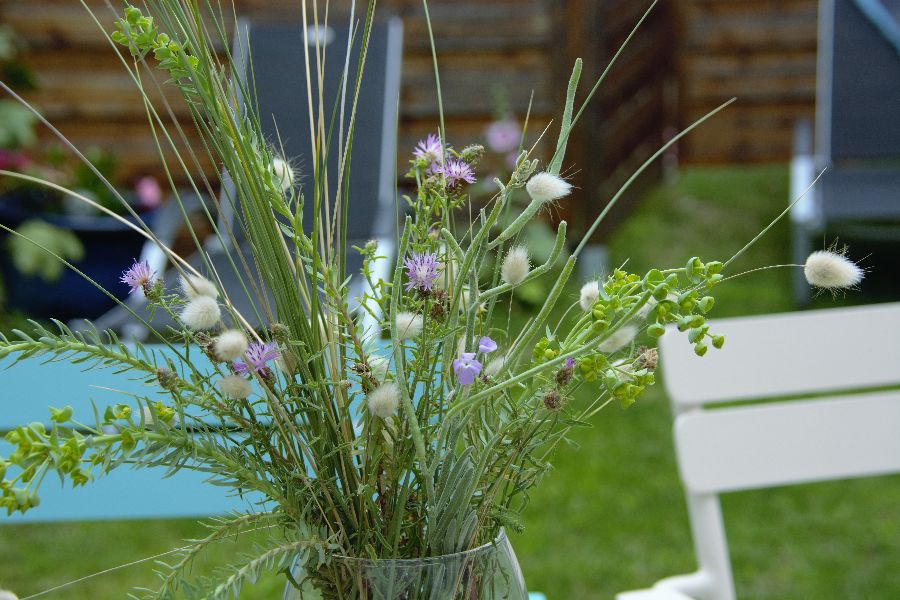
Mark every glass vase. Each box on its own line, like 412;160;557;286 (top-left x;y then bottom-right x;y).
283;528;528;600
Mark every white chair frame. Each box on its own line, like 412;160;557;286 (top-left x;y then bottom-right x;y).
617;302;900;600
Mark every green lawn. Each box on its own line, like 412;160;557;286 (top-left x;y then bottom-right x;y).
3;165;899;599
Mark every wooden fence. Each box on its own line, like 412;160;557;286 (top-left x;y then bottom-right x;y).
1;0;818;240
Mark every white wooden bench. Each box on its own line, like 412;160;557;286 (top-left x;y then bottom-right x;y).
617;302;900;600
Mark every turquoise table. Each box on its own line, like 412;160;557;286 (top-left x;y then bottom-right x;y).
1;346;265;522
1;347;547;598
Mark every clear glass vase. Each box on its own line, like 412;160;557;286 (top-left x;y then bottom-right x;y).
283;529;528;600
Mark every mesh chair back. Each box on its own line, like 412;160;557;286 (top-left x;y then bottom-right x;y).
820;0;900;161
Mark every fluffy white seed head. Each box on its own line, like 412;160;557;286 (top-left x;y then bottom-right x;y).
368;355;390;382
0;590;20;600
579;281;600;312
804;250;864;289
395;312;424;339
484;354;506;378
526;172;572;204
598;324;639;353
501;246;530;287
218;375;252;400
180;274;219;300
271;157;296;192
367;382;400;419
179;296;221;330
214;330;249;362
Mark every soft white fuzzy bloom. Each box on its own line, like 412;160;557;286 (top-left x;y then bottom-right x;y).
501;246;530;287
367;382;400;419
804;250;864;289
484;354;506;378
271;157;295;192
214;329;249;361
180;273;219;300
179;296;221;330
368;355;390;382
0;590;19;600
526;172;572;204
218;375;252;400
579;281;600;312
395;312;424;339
598;324;638;353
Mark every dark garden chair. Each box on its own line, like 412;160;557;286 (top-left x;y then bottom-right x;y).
90;17;403;338
791;0;900;305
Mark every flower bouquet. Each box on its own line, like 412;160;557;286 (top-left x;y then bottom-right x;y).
0;1;862;599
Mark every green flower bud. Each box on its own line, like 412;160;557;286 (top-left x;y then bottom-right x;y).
49;406;73;424
647;323;666;338
459;144;485;164
686;256;704;282
688;327;707;344
697;296;715;313
694;342;708;357
705;261;724;275
712;335;725;349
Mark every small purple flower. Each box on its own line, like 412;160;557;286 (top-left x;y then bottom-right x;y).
232;341;280;377
414;133;443;163
437;158;476;187
485;119;522;154
120;260;155;295
453;352;483;386
404;252;440;292
478;336;497;354
564;357;576;370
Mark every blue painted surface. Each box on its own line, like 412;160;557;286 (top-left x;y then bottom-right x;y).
1;344;268;522
1;345;217;428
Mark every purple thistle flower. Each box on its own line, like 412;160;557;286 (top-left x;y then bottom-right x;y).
232;341;280;377
478;336;498;354
404;252;440;292
437;158;476;187
564;357;576;370
413;133;443;163
453;352;483;386
120;260;155;295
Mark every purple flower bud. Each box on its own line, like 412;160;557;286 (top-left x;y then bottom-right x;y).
478;336;498;354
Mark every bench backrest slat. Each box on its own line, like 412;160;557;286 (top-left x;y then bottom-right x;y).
660;302;900;408
675;390;900;494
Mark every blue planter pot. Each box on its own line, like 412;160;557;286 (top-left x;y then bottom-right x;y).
0;193;154;320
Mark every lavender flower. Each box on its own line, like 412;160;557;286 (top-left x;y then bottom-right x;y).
437;158;476;187
232;341;280;377
453;352;483;386
120;260;155;295
565;357;576;370
478;336;498;354
404;252;440;292
413;133;443;163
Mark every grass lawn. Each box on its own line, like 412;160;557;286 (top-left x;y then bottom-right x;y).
3;165;899;598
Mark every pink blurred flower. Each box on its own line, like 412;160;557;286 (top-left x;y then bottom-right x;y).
485;119;521;154
0;149;30;171
135;176;163;210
